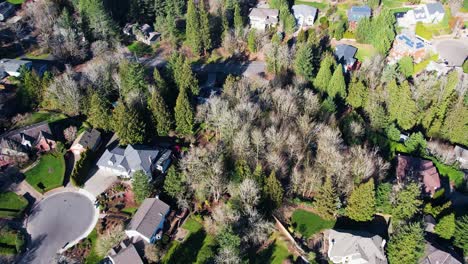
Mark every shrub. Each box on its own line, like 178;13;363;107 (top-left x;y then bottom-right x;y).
128;42;153;57
463;59;468;73
71;150;94;187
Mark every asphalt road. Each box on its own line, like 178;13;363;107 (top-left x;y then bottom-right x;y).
20;192;95;264
433;38;468;67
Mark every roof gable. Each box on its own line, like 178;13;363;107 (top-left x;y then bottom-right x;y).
127;197;170;239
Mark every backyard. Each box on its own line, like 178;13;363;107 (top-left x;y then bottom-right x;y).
291;209;336;239
251;232;293;264
162;216;216;264
25;153;65;193
0;192;28;218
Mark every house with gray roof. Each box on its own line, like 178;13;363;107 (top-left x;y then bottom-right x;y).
125;196;170;244
97;144;172;178
249;8;279;30
334;44;358;72
420;241;463;264
397;3;445;28
0;59;32;77
347;5;371;30
328;229;387;264
0;1;14;21
108;242;143;264
292;5;317;28
70;129;101;155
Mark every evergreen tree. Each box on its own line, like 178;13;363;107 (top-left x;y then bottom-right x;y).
293;43;314;81
164;166;185;198
392;182;422;221
297;28;307;42
371;9;395;55
133;170;152;203
314;178;338;219
252;164;265;186
387;80;417;130
119;61;148;98
355;17;372;43
263;171;283;210
346;179;376;222
279;1;296;34
387;223;425;264
234;159;252;182
199;1;211;54
441;101;468;145
87;92;112;131
398;56;414;78
375;182;392;214
247;29;257;53
434;213;455;240
169;54;200;96
148;90;172;136
327;66;347;98
385;123;401;141
234;2;243;35
113;101;146;145
18;70;45;110
78;0;118;41
313;54;334;93
346;77;367;108
404;132;427;154
454;215;468;255
174;88;194;135
185;0;201;54
153;68;168;98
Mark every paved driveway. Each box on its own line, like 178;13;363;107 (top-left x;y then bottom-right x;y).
433;39;468;66
83;168;118;197
21;192;96;264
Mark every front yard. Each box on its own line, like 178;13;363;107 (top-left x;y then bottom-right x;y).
0;225;25;256
25;153;65;193
0;192;28;219
291;209;336;239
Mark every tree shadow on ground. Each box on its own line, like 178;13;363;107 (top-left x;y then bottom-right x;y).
17;234;47;264
165;229;207;264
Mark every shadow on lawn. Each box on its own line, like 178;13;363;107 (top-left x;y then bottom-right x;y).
165;230;208;264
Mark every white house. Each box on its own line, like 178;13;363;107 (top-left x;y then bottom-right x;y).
397;3;445;27
292;5;317;28
249;8;279;30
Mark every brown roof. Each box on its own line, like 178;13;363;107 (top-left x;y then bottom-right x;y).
396;155;441;196
110;243;143;264
127;197;170;239
0;121;53;147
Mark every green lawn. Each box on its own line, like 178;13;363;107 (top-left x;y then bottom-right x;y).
416;8;452;40
355;46;376;62
382;0;406;8
14;111;67;128
0;192;28;218
7;0;25;4
291;209;335;238
414;54;439;74
127;41;154;57
25;53;50;60
162;217;216;264
0;226;24;255
252;233;293;264
84;229;102;264
121;206;138;216
294;0;328;9
25;153;65;193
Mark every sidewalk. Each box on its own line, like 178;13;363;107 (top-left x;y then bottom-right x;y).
14;180;43;202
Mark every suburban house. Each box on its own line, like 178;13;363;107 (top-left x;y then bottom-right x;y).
420;241;463;264
0;121;56;167
397;3;445;28
347;5;371;30
70;129;102;156
125;196;170;244
0;1;14;21
96;144;172;178
0;59;32;77
123;23;161;45
108;241;144;264
388;33;427;64
327;229;387;264
248;8;279;30
334;44;358;72
454;145;468;170
396;154;441;197
292;4;317;28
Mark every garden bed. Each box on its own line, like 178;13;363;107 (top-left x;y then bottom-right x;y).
25;153;65;193
0;192;28;219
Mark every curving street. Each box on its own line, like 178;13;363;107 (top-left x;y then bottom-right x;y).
20;192;96;264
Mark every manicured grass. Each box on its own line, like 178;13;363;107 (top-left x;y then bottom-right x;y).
0;192;28;218
14;111;67;128
414;54;439;74
0;226;24;255
252;232;293;264
390;7;412;13
121;206;138;216
7;0;25;4
416;8;452;40
382;0;406;8
25;53;50;60
162;217;216;264
84;228;102;264
291;209;335;238
294;0;328;9
25;153;65;193
355;46;376;62
415;22;433;40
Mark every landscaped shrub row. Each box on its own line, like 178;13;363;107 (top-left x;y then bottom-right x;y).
71;150;94;187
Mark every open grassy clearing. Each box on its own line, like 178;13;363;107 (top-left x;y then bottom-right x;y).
25;153;65;193
0;192;28;218
291;209;335;238
413;54;439;74
13;111;67;128
7;0;25;4
251;232;293;264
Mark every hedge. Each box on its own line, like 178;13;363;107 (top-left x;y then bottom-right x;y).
71;150;94;187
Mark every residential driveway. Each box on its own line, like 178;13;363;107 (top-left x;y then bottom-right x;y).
83;167;118;197
433;39;468;66
21;192;96;264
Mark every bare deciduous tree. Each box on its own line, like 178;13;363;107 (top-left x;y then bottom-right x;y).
44;66;83;115
63;126;77;143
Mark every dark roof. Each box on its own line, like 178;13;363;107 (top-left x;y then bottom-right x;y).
421;241;463;264
77;129;101;149
348;5;371;22
426;3;445;15
111;243;143;264
0;1;14;16
335;44;358;66
396;155;441;196
0;121;54;147
127;197;170;239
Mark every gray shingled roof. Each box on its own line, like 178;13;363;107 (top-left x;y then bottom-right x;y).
111;243;143;264
127;198;170;239
97;144;160;175
426;3;444;16
329;229;387;264
421;242;462;264
292;4;317;18
249;8;279;22
335;44;357;66
77;129;101;149
0;59;31;73
348;5;371;22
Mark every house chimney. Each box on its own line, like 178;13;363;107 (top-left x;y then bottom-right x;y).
381;239;386;249
149;155;152;163
155;195;159;200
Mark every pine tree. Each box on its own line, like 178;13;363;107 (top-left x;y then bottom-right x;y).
78;0;118;41
297;28;307;42
247;29;257;53
252;164;265;186
387;223;425;264
148;90;172;136
434;213;456;239
153;68;168;98
387;80;417;130
164;166;185;198
87;92;112;131
454;215;468;255
185;0;201;54
346;77;367;108
119;61;147;98
345;179;376;222
174;88;194;135
113;101;146;145
133;170;152;202
263;171;283;210
293;43;314;81
327;66;347;98
313;54;334;93
392;182;422;221
314;178;338;220
397;56;414;78
234;159;252;182
199;1;211;54
169;54;200;96
441;101;468;145
233;2;243;36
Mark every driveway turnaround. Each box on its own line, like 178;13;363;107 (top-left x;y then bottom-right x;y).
21;192;96;264
434;39;468;66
